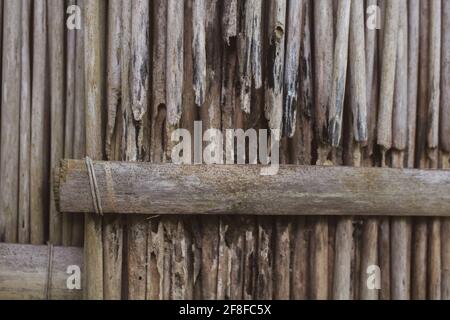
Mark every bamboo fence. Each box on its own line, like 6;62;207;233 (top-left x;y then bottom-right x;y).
0;0;450;300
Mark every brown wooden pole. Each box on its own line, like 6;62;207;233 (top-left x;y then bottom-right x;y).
18;0;32;244
83;0;105;300
30;0;48;245
0;0;21;243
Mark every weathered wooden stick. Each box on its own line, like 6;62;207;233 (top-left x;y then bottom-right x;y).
1;0;21;243
265;0;286;137
427;0;441;156
360;1;379;295
222;0;237;44
441;153;450;299
328;0;351;147
313;0;333;147
407;0;420;168
290;0;313;300
127;0;150;301
377;0;400;152
83;0;105;300
105;0;121;160
147;0;168;300
329;0;352;301
363;0;379;163
218;17;243;300
166;0;184;127
71;0;86;247
19;0;31;244
332;217;353;300
416;0;430;168
273;217;291;299
442;1;450;154
312;0;334;299
427;0;442;301
390;0;411;301
0;243;83;300
55;160;450;217
102;0;123;301
238;0;262;113
349;0;367;144
392;0;408;153
441;0;450;300
359;217;378;300
63;0;77;246
177;0;196;300
411;0;430;300
391;152;411;300
30;0;48;245
282;0;303;137
48;0;65;245
192;0;206;107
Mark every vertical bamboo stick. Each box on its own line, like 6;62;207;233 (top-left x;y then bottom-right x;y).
105;0;121;161
147;0;167;300
349;0;368;144
290;0;312;300
84;0;105;300
102;0;123;300
329;0;352;301
441;0;450;300
71;0;86;247
30;0;48;245
199;0;221;300
328;0;351;148
391;0;411;301
1;0;21;243
427;0;442;300
313;0;334;148
18;0;31;244
166;0;184;130
62;0;77;246
48;0;65;245
282;0;303;137
376;1;400;300
441;151;450;299
311;0;334;300
192;0;206;107
377;0;400;155
360;2;379;296
126;0;150;301
219;2;244;299
265;0;286;137
407;0;420;168
411;0;429;300
364;0;380;166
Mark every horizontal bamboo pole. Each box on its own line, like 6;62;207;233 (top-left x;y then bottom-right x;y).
0;243;83;300
55;159;450;217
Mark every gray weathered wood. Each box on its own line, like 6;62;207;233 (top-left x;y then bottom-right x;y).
1;0;21;243
56;160;450;217
328;0;351;147
0;243;83;300
83;0;105;300
265;0;286;138
283;0;303;137
377;0;400;150
30;0;48;245
48;0;65;245
19;0;31;244
192;0;206;106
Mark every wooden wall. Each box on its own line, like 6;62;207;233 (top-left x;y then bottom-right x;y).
0;0;450;300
